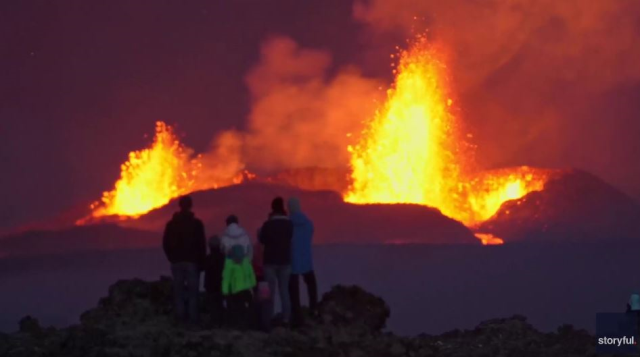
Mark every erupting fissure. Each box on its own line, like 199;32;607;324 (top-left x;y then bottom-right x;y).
85;122;242;221
82;36;549;246
344;36;548;242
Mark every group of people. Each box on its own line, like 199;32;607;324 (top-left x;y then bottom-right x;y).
162;195;317;330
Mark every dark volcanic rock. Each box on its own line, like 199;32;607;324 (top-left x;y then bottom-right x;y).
18;316;42;336
0;277;597;357
411;315;595;357
479;169;640;242
316;285;390;332
80;277;174;330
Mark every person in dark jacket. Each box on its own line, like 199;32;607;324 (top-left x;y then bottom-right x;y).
204;235;225;326
162;195;206;324
258;197;293;326
287;197;318;327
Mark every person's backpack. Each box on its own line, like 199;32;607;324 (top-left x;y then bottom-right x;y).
229;244;246;264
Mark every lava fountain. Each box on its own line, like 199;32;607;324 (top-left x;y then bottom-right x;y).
84;122;242;221
345;36;549;242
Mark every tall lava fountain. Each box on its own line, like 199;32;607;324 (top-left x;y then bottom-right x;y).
345;36;549;236
85;122;242;220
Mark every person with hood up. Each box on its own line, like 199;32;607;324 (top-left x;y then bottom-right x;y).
287;197;318;327
220;215;256;328
259;197;293;327
626;292;640;335
162;195;206;325
628;293;640;313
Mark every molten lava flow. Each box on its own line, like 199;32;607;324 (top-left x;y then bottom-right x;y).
87;122;243;220
345;36;549;235
464;166;549;224
473;233;504;246
345;37;466;215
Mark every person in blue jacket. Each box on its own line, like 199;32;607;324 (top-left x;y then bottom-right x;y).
287;197;318;327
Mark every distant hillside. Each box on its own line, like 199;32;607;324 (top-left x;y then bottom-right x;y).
122;182;479;245
263;166;350;193
7;168;637;254
479;169;640;241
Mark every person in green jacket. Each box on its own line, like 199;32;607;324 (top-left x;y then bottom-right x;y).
221;215;256;329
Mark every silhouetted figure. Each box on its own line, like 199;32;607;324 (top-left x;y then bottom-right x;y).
204;235;225;326
287;197;318;327
162;195;206;325
253;231;265;283
220;215;256;329
627;293;640;334
259;197;293;327
253;221;269;331
627;293;640;313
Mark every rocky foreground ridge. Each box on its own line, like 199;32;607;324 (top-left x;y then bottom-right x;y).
0;277;595;357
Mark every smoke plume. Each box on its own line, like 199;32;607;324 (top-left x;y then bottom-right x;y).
241;36;383;172
199;130;246;186
208;1;640;199
354;0;640;91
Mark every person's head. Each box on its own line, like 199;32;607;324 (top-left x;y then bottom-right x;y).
178;195;193;211
225;214;239;226
288;197;301;214
271;196;286;215
208;235;220;252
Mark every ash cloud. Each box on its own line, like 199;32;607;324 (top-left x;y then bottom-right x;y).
354;0;640;91
353;0;640;198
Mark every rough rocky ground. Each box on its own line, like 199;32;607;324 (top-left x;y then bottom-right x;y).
0;277;597;357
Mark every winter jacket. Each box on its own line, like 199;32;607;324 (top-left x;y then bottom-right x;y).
222;258;256;295
259;214;293;265
220;223;253;261
290;211;314;274
204;249;225;294
162;211;206;267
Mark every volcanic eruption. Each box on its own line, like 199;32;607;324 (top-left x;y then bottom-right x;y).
345;36;549;234
81;122;243;223
81;36;555;245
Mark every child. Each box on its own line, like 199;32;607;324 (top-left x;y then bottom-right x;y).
220;215;256;329
252;232;271;331
204;235;225;326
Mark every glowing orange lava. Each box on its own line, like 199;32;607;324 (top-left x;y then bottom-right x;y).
473;233;505;246
86;122;242;220
345;36;549;236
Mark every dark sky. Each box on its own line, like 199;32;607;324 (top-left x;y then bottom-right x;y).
2;0;640;232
